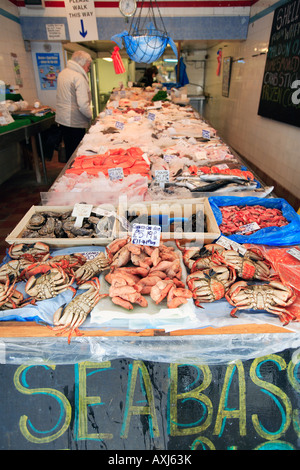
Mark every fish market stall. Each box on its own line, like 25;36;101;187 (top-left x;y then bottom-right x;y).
1;85;300;451
2;84;300;360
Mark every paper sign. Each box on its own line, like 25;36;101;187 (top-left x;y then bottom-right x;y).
287;248;300;261
163;154;176;163
108;167;124;180
148;112;156;121
131;223;161;247
64;0;98;42
217;236;247;255
115;121;124;130
72;203;93;227
202;129;211;139
46;24;66;41
238;222;261;234
155;169;169;188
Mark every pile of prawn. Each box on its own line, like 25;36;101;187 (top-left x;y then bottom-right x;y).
104;238;192;310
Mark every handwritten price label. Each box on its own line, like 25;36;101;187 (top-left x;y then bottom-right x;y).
287;248;300;261
217;236;247;255
155;170;169;183
131;223;161;247
148;112;156;121
115;121;124;130
163;154;176;163
202;129;211;140
238;222;261;234
72;203;93;228
108;167;124;181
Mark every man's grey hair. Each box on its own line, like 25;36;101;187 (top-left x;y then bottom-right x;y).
71;50;92;66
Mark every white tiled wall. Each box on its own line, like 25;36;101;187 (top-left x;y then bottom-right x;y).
204;9;300;201
0;0;38;104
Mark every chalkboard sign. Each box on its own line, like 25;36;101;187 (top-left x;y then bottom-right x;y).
1;349;300;450
258;0;300;127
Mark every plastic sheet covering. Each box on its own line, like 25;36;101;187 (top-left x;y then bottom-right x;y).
1;333;300;365
1;245;300;365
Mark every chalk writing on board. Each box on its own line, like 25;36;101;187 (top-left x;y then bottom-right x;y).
258;0;300;127
7;352;300;450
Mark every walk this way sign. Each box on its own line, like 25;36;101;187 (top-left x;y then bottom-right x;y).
64;0;98;42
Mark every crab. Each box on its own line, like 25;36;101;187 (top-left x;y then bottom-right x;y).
225;280;297;325
212;247;272;281
74;252;111;284
187;265;236;305
0;258;32;283
0;276;24;310
21;253;87;279
52;277;108;343
25;266;76;301
8;242;50;262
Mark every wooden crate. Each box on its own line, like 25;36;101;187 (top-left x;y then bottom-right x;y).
5;205;116;248
116;198;220;244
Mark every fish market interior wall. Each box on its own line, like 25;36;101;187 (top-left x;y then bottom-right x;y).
0;0;37;105
203;1;300;208
0;0;37;185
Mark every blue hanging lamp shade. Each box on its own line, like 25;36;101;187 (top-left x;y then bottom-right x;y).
111;0;178;64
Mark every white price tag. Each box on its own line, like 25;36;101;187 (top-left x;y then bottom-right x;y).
106;108;112;115
155;169;169;188
80;251;102;260
131;223;161;247
148;112;156;121
215;163;229;170
134;115;142;121
115;121;124;130
178;138;189;147
217;236;247;255
230;240;247;255
163;154;176;163
287;248;300;261
202;129;211;140
72;203;93;228
108;167;124;181
216;236;232;250
238;222;261;234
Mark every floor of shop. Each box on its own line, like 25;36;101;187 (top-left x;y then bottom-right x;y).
0;151;65;260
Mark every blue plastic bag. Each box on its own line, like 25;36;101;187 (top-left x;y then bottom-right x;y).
209;196;300;246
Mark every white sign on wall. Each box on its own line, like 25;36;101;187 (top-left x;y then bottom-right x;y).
64;0;98;42
46;24;66;41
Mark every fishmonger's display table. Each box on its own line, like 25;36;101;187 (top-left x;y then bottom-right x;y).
0;113;56;184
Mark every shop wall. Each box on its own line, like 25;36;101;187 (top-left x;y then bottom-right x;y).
0;0;37;104
0;1;38;184
96;58;129;94
203;5;300;205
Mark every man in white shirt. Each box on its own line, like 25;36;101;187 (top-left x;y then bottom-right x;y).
55;50;93;160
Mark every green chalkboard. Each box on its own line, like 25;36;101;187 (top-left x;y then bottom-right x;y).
258;0;300;127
